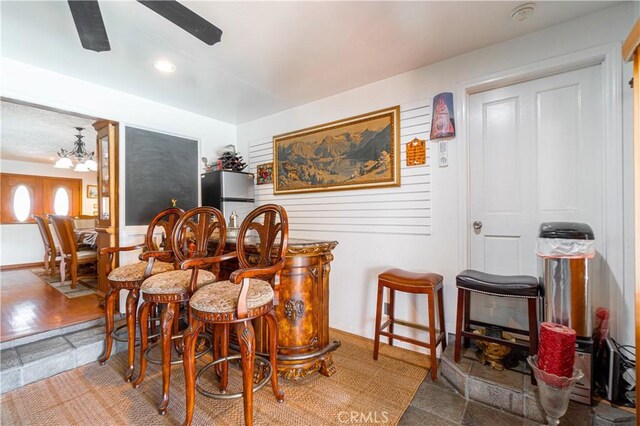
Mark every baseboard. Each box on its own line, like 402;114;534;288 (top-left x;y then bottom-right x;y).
0;262;44;271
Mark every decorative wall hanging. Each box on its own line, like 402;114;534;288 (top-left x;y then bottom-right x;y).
273;106;400;194
86;184;98;199
406;138;426;166
256;162;273;185
430;92;456;140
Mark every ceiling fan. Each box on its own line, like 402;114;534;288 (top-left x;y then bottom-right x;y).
67;0;223;52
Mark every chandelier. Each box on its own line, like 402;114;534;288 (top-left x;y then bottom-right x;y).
54;127;97;172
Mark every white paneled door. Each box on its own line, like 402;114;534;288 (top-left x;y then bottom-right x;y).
468;65;603;328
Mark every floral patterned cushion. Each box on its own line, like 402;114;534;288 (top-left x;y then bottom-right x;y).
141;270;216;295
108;261;174;282
189;279;273;314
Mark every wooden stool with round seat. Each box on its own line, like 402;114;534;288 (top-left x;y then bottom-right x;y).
373;268;446;381
132;207;228;415
182;204;289;426
98;207;183;381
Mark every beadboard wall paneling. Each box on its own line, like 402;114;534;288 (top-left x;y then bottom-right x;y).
248;100;432;236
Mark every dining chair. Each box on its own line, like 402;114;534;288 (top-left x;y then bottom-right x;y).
48;215;98;288
182;204;289;426
71;215;98;230
133;206;231;415
98;207;183;382
33;214;60;276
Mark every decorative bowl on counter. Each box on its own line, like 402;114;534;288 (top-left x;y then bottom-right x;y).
473;328;516;371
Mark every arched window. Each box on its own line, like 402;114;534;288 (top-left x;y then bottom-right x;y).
12;185;31;222
53;187;70;215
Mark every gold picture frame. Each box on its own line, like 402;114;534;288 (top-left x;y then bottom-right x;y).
86;184;98;199
273;106;400;194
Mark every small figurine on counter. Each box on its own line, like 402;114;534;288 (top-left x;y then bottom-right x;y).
201;157;213;172
229;211;238;228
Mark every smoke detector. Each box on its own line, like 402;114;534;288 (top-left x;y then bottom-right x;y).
511;3;536;22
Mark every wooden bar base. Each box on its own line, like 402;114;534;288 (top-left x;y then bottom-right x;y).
221;239;340;380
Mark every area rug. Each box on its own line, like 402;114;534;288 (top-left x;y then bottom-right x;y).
0;329;430;425
29;268;98;299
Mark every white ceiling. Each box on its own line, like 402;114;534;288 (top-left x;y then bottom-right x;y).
0;101;97;164
1;1;622;125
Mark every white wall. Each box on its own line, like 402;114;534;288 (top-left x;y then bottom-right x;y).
238;4;636;346
0;57;237;267
0;159;98;266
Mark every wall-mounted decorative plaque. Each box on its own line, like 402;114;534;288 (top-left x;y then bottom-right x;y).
256;162;273;185
406;138;426;166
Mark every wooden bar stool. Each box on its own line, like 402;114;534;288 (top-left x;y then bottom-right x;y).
98;207;182;382
373;268;446;381
133;207;227;415
182;204;289;426
453;270;540;368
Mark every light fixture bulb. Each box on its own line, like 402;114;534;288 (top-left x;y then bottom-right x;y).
74;162;89;172
54;157;73;169
85;159;98;171
153;60;176;73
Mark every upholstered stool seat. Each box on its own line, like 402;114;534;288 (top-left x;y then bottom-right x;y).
190;279;273;316
108;261;174;284
134;207;225;415
379;268;443;288
182;204;289;426
454;269;541;384
98;208;184;383
373;268;446;381
141;270;216;295
456;270;539;298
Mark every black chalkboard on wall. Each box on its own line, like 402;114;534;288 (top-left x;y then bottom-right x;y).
125;127;198;226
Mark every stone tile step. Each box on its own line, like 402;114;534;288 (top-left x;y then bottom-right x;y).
1;323;127;394
0;316;112;350
440;338;636;425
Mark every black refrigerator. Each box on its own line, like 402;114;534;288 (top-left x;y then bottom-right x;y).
201;170;255;225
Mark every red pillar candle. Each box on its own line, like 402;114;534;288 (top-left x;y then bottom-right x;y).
538;322;576;378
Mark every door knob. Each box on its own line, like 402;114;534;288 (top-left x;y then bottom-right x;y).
473;221;483;230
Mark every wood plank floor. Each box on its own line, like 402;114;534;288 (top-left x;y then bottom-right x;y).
0;269;103;342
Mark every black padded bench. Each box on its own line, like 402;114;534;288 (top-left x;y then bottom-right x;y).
454;269;541;364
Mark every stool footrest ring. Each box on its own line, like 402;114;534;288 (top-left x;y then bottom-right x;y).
111;316;162;343
144;334;211;365
195;354;272;400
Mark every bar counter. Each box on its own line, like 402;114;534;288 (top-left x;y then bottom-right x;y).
219;238;341;380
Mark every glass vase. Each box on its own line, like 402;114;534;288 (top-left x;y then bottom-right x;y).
527;356;584;426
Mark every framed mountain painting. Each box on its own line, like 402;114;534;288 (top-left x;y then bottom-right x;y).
273;106;400;194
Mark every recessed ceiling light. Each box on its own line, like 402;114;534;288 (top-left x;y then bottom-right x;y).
511;3;536;22
153;60;176;73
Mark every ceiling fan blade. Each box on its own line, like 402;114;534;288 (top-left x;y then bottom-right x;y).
67;1;111;52
137;0;222;46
